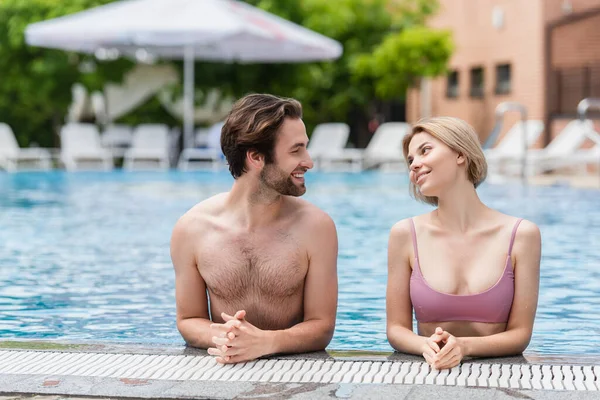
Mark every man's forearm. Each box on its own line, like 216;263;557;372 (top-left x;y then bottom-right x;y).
266;320;334;355
177;317;216;349
459;329;532;358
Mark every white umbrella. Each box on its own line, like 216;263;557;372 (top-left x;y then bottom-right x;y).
25;0;343;149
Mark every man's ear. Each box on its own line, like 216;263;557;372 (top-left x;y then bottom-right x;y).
246;149;264;170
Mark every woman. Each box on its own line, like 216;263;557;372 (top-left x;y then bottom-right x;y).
386;117;541;370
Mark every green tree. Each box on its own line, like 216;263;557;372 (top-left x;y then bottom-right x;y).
0;0;131;147
162;0;453;146
0;0;452;149
237;0;453;146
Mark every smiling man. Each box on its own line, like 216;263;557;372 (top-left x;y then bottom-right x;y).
170;93;339;364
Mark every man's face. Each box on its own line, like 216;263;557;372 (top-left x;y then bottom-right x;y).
260;118;313;197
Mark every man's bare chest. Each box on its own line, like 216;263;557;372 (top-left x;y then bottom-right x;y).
199;231;308;300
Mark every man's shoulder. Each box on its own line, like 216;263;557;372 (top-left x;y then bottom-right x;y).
173;192;229;234
288;197;332;221
286;197;336;235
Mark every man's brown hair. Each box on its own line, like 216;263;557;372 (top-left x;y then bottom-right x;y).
220;93;303;178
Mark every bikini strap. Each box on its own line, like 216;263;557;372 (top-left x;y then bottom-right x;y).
508;218;523;256
408;218;420;261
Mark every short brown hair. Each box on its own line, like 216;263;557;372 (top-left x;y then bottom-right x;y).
402;117;488;206
220;93;303;178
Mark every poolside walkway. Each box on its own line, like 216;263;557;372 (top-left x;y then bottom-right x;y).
529;173;600;189
0;341;598;399
487;172;600;189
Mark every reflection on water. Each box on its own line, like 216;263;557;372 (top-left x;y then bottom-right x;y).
0;171;599;354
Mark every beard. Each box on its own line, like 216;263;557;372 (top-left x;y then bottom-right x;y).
259;162;306;197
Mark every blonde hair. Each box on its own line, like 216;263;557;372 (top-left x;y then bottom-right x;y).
402;116;487;206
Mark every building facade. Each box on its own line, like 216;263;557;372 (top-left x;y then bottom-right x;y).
407;0;600;147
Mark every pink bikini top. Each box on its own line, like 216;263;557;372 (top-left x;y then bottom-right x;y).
409;218;522;324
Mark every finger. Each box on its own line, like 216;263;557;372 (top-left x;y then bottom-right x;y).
435;336;456;359
207;347;223;357
435;345;459;367
437;330;451;342
212;336;231;346
227;331;236;340
435;353;460;370
226;319;242;329
210;323;231;332
215;355;232;364
426;338;441;353
422;351;435;366
221;345;243;357
210;320;241;332
435;327;444;335
221;312;236;321
234;310;246;320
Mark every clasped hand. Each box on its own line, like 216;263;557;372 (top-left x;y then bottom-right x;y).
207;310;272;364
421;327;464;370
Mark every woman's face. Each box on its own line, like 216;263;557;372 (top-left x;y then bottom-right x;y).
406;132;464;197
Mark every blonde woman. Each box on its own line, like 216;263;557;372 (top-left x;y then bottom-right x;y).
386;117;541;370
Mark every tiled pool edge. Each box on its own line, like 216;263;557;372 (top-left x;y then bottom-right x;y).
0;341;598;399
2;339;600;365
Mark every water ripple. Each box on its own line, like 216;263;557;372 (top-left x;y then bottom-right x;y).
0;171;598;354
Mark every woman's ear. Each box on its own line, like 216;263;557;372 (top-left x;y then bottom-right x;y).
246;149;264;169
457;152;466;165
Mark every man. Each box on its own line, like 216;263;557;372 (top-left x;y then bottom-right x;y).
170;93;338;364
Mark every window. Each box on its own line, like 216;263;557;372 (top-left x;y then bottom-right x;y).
495;64;511;95
470;67;484;98
446;70;459;98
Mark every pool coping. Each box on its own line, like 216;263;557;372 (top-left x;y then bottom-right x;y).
1;340;599;399
1;339;599;365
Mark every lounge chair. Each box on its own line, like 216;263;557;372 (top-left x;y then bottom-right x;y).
319;122;410;172
0;123;52;172
101;124;133;158
123;124;170;170
60;123;113;171
307;123;350;170
523;119;600;175
177;122;225;171
485;120;545;169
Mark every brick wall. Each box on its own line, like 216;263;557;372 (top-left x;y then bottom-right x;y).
407;0;546;144
544;0;600;23
551;13;600;68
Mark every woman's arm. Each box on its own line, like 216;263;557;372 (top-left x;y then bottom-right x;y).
386;219;439;357
462;219;541;356
432;220;542;369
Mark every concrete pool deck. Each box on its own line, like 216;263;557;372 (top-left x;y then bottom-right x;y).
0;341;598;399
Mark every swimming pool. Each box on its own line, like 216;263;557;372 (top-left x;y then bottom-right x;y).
0;171;598;355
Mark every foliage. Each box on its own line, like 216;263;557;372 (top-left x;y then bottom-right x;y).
0;0;132;147
0;0;453;147
351;26;454;99
236;0;453;140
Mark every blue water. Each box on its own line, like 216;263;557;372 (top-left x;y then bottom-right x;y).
0;171;599;355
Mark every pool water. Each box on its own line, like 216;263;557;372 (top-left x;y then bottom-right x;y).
0;171;599;355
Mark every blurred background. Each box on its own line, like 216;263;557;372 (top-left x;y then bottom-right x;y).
0;0;599;355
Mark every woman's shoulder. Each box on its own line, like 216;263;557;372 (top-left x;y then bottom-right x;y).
496;212;541;246
514;218;541;246
390;213;433;238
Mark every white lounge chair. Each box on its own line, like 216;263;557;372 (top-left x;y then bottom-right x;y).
523;119;600;175
123;124;171;170
0;123;52;172
177;122;225;171
60;123;113;171
101;124;133;158
307;123;350;170
319;122;410;172
485;120;545;168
